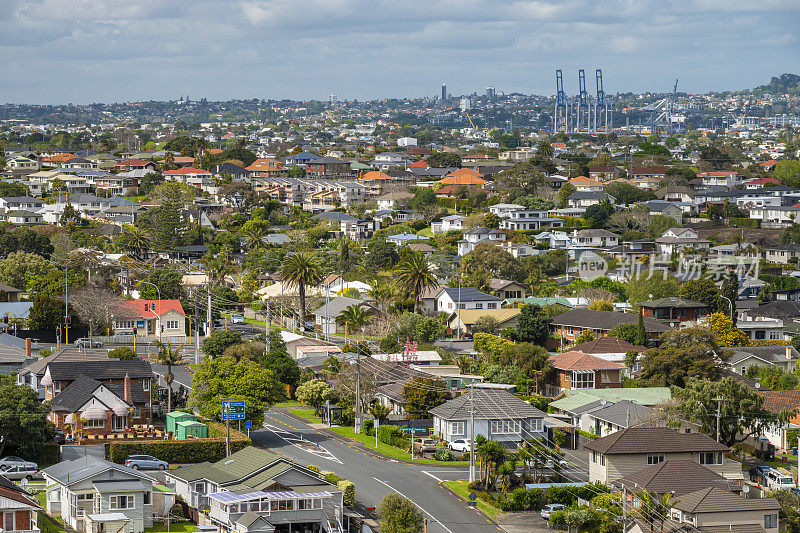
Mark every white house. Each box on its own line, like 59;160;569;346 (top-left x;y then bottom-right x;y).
573;229;619;249
655;228;711;255
397;137;418;147
500;210;564;231
434;287;501;313
457;227;506;256
431;214;465;233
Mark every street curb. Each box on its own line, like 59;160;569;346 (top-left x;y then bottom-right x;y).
280;410;470;468
438;481;505;527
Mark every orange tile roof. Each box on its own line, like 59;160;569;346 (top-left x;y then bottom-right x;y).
163;166;212;175
551;142;566;147
759;390;800;413
118;299;186;318
568;176;602;185
173;156;196;163
549;350;626;370
759;160;778;167
441;168;487;185
408;160;429;169
44;154;74;162
360;170;394;181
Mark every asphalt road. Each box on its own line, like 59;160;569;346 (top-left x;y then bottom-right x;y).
252;409;501;533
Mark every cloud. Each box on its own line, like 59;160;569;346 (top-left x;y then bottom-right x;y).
0;0;797;103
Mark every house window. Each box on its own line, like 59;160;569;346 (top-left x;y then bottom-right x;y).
699;452;723;465
132;407;141;418
143;492;151;505
83;418;105;428
166;320;179;330
143;379;150;391
475;304;483;309
765;514;778;529
600;454;605;466
490;420;521;435
530;419;543;433
572;371;595;389
110;495;135;510
600;370;619;384
77;494;93;501
592;451;597;463
487;303;497;309
450;421;465;435
54;381;61;393
647;454;665;465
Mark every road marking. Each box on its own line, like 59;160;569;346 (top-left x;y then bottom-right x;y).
372;477;454;533
421;471;443;482
263;423;342;464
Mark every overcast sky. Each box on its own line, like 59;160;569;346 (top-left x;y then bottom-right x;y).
1;0;798;104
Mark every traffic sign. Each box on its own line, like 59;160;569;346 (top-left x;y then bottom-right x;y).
222;400;246;420
246;420;252;430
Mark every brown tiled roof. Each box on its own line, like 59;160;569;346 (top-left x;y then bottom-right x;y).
584;427;729;455
672;487;780;514
550;309;672;333
572;336;647;354
549;351;625;371
758;390;800;413
612;460;738;496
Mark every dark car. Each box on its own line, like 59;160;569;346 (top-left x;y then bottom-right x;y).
54;428;66;445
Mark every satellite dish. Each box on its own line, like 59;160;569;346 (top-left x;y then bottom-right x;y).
742;485;750;494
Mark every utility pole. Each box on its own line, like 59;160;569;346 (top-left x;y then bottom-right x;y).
714;396;723;443
469;383;476;483
621;485;627;530
265;300;271;357
64;264;69;345
355;350;361;434
206;283;212;338
223;398;231;456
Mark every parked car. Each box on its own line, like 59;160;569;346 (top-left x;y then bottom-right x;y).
74;338;103;348
0;464;40;481
114;331;135;338
413;438;436;453
54;428;66;445
0;457;37;470
124;455;169;470
767;468;797;490
540;503;566;519
229;314;245;324
448;439;471;453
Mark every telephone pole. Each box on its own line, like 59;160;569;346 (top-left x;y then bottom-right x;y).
469;383;476;483
714;396;723;443
265;300;271;356
355;351;361;434
206;283;212;338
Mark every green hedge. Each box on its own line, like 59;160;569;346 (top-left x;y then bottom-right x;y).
730;217;760;228
577;429;600;441
109;438;250;464
377;425;409;450
496;483;608;512
338;480;355;506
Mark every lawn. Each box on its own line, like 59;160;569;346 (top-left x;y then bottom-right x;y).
145;522;197;533
443;481;503;519
292;408;323;424
244;318;267;327
273;400;304;408
329;426;469;466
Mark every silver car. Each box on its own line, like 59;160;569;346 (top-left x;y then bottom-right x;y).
0;464;40;481
124;455;169;470
0;456;37;470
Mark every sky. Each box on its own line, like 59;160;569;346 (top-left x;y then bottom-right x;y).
1;0;799;104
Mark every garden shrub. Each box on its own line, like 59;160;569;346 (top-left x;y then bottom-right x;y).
433;448;455;461
110;438;249;464
338;480;355;506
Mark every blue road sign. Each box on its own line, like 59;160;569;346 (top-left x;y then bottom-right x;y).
246;420;252;429
222;400;246;420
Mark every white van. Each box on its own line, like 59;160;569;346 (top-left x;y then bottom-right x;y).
767;468;796;491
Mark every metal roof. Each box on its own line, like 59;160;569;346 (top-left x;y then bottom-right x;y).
209;490;332;504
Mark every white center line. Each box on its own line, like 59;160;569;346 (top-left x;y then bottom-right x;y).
372;477;454;533
421;471;443;482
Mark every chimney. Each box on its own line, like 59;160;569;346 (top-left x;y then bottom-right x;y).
787;345;793;360
123;373;132;404
25;338;31;358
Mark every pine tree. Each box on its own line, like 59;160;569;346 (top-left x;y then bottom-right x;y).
635;307;648;347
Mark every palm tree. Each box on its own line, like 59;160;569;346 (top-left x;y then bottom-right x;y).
395;251;437;314
536;140;554;160
635;489;672;533
497;458;518;493
336;304;370;334
153;342;184;414
281;252;323;327
476;440;505;489
125;226;150;257
369;403;391;425
243;224;267;251
163;151;174;171
367;278;394;313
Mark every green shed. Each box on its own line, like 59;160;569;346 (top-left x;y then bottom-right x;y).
166;411;196;433
175;420;208;440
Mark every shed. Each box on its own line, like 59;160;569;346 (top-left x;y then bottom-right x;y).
166;411;196;433
175;420;208;440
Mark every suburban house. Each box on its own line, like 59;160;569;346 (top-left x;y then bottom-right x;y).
548;388;672;430
498;210;564;231
764;244;800;264
584;400;655;437
0;475;40;533
698;171;743;189
585;427;739;484
549;309;672;343
430;388;547;447
447;308;521;334
758;390;800;450
612;460;741;497
41;359;155;434
164;446;343;533
668;487;779;533
655;228;711;255
43;456;158;533
728;345;799;376
435;287;501;313
112;299;187;339
570;336;647;368
567;191;616;208
546;351;625;396
431;214;465;233
376;191;413;210
568;176;604;192
312;296;382;336
573;229;619;249
457;227;506;256
639;297;707;323
488;278;527;300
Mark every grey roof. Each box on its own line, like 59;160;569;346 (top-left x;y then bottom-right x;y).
312;211;356;222
585;427;729;455
43;456;154;486
66;193;103;203
429;388;546;421
672;487;780;514
588;400;654;428
728;345;799;365
439;287;501;302
92;479;149;492
107;196;135;207
747;300;800;319
575;229;618;238
212;162;249;174
568;191;614;200
46;359;153;381
639;297;707;309
463;226;504;236
166;446;283;485
20;348;110;377
50;376;107;412
264;233;290;245
550;309;672;333
313;297;375;320
612;460;740;496
0;332;41;350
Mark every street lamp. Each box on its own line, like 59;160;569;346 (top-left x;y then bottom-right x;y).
138;281;162;343
719;295;734;322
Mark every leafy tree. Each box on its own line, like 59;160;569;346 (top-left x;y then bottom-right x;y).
604;182;653;205
775;160;800;188
0;181;28;197
260;330;300;388
108;347;137;360
708;312;749;347
608;322;637;343
366;240;399;270
427;152;461;168
472;315;501;335
138;172;164;194
674;377;794;447
202;330;243;358
484;364;521;384
395;251;437;314
0;251;51;290
0;375;54;458
771;489;800;533
28;294;68;330
588;299;614;311
138;267;185;300
516;304;550;345
679;278;721;314
402;377;449;420
624;350;639;371
411;188;437;210
0;226;53;259
720;270;739;326
189;355;284;427
634;489;672;533
483;213;502;229
585;200;614;228
377;494;424;533
625;275;680;304
461;243;527;283
281;251;323;326
575;330;595;344
153;342;183;413
556;182;576;208
640;328;723;387
296;378;331;412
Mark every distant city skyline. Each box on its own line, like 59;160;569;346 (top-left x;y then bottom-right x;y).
0;0;798;104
